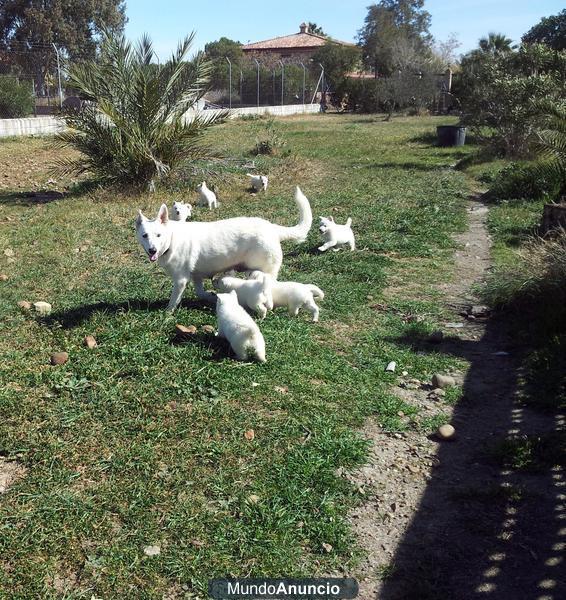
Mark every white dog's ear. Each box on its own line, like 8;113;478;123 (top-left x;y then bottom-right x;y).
135;210;145;228
157;204;168;224
328;216;334;222
230;290;237;298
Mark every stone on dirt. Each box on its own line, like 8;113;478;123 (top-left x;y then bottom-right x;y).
437;424;456;440
33;301;52;316
431;374;456;389
50;352;69;366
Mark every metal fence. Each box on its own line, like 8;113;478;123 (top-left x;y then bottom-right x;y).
205;58;325;109
0;44;65;118
0;47;327;119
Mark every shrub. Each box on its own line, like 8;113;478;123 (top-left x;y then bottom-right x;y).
483;232;566;331
55;31;226;188
486;161;562;202
251;117;287;156
0;77;34;118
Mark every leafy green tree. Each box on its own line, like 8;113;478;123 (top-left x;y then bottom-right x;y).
56;31;226;188
0;0;126;92
307;22;326;36
459;44;566;157
523;9;566;51
357;0;432;76
0;75;34;116
204;37;243;93
312;41;361;85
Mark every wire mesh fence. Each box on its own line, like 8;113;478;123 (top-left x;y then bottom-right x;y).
0;44;66;118
0;47;326;119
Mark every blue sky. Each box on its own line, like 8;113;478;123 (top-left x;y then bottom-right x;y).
124;1;565;59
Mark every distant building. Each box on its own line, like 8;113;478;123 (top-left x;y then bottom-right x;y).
242;22;354;65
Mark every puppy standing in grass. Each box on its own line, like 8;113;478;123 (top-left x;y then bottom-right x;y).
318;216;355;252
135;187;312;310
248;272;324;322
196;181;218;209
216;290;266;362
247;174;268;192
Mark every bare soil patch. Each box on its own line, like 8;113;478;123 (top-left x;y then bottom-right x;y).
350;197;566;599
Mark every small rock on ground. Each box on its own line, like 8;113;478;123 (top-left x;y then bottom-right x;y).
50;352;69;366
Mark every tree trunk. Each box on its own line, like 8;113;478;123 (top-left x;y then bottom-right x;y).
540;199;566;236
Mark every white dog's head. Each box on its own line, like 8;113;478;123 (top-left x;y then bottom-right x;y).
260;175;268;191
196;181;207;193
135;204;170;263
319;216;334;234
171;201;192;221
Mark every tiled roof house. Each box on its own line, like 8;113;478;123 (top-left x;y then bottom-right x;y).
242;23;354;65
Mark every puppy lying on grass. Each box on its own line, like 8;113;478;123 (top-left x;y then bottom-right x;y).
248;272;324;322
216;290;266;362
318;216;355;252
170;201;192;221
213;271;271;319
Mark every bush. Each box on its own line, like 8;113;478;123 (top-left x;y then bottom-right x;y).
484;233;566;331
486;161;562;202
0;77;34;118
251;117;287;156
55;31;226;188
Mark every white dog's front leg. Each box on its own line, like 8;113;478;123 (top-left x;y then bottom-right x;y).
167;279;188;311
318;240;337;252
193;276;216;303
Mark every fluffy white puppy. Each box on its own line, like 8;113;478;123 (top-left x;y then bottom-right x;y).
196;181;218;209
247;173;268;192
170;201;192;221
213;272;271;319
135;186;312;309
216;290;266;362
249;272;324;322
318;216;355;252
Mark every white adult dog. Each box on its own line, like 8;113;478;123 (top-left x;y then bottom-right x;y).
196;181;218;209
318;216;355;252
170;201;192;221
135;186;312;310
249;272;324;322
247;174;268;192
213;272;271;319
216;290;266;362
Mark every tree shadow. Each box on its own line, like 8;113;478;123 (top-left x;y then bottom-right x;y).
42;297;207;329
378;314;566;599
0;190;67;206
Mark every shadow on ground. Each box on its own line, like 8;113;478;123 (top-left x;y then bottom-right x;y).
379;313;566;600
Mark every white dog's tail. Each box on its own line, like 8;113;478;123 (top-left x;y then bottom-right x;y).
275;186;313;243
246;173;255;178
345;217;352;227
306;285;324;300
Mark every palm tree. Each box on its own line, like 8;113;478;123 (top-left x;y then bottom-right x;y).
478;32;514;54
55;31;226;188
533;100;566;198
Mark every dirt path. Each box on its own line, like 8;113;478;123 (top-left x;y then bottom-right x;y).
349;197;566;599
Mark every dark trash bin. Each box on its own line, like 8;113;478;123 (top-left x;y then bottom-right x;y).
436;125;466;147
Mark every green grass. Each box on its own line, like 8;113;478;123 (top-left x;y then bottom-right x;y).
0;114;474;597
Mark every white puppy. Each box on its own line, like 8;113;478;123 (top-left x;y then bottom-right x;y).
196;181;218;209
252;273;324;322
216;290;266;362
213;272;271;319
135;186;312;310
170;201;192;221
247;173;268;192
318;216;355;252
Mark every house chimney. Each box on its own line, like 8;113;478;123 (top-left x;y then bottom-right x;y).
299;22;308;34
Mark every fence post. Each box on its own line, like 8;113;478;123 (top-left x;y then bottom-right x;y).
52;43;63;108
240;70;243;106
278;60;284;106
225;57;232;109
254;58;260;108
299;62;306;106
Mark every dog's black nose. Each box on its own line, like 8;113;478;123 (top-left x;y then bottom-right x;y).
149;247;157;255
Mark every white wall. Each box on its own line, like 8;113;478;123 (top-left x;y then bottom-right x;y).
0;104;320;138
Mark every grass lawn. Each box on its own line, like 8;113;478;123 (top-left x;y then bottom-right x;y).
0;114;475;598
